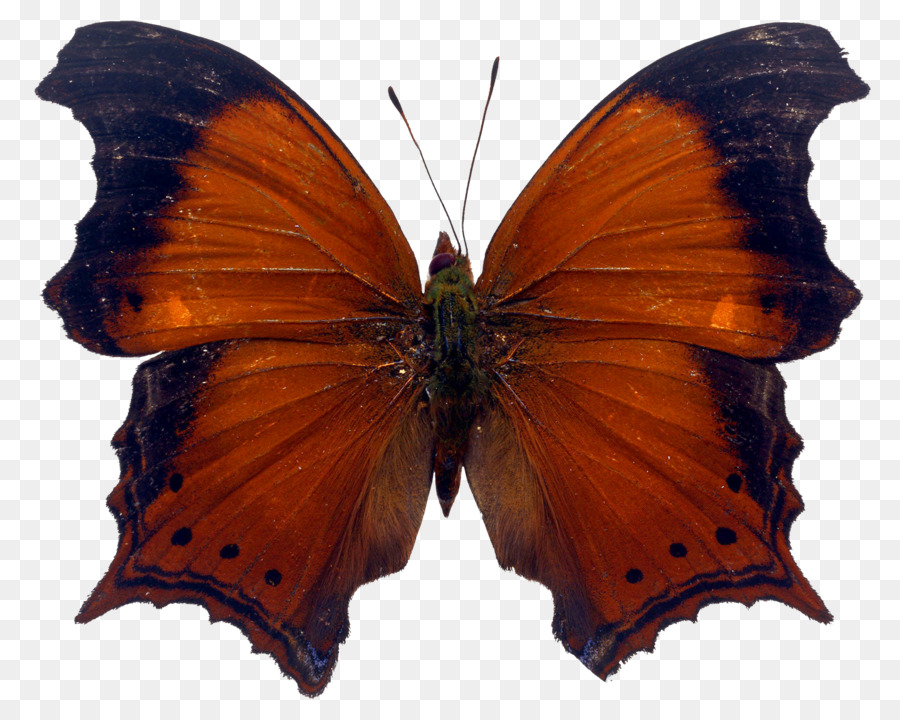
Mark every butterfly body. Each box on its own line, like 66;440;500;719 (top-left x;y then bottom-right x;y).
37;21;867;695
423;232;486;515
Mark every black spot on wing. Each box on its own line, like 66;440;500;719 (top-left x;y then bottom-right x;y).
169;473;184;492
716;527;738;545
171;527;192;546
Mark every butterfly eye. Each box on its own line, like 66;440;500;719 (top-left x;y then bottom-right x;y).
428;252;456;276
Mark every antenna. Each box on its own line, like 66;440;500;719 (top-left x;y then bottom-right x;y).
388;86;463;253
461;56;499;259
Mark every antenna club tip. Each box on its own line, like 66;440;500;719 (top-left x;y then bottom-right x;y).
491;57;500;82
388;86;402;113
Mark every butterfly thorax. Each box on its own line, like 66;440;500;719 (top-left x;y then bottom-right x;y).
423;234;488;516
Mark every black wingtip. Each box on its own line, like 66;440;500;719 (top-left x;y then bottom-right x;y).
34;75;50;102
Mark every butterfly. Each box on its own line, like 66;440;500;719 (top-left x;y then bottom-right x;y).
37;21;867;695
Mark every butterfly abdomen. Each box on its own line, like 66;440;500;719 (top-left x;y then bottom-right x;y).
423;234;488;516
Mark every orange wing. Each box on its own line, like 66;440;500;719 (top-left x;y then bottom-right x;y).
467;339;824;677
79;338;433;695
36;21;421;356
37;22;434;696
469;23;867;677
478;23;866;362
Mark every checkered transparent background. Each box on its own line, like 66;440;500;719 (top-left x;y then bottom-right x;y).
8;0;896;717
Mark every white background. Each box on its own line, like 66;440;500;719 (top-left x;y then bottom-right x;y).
8;0;896;717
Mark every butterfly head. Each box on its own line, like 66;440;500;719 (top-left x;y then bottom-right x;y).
428;230;470;278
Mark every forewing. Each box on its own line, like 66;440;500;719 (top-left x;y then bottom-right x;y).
466;339;827;678
79;338;433;695
37;21;421;356
477;23;868;361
